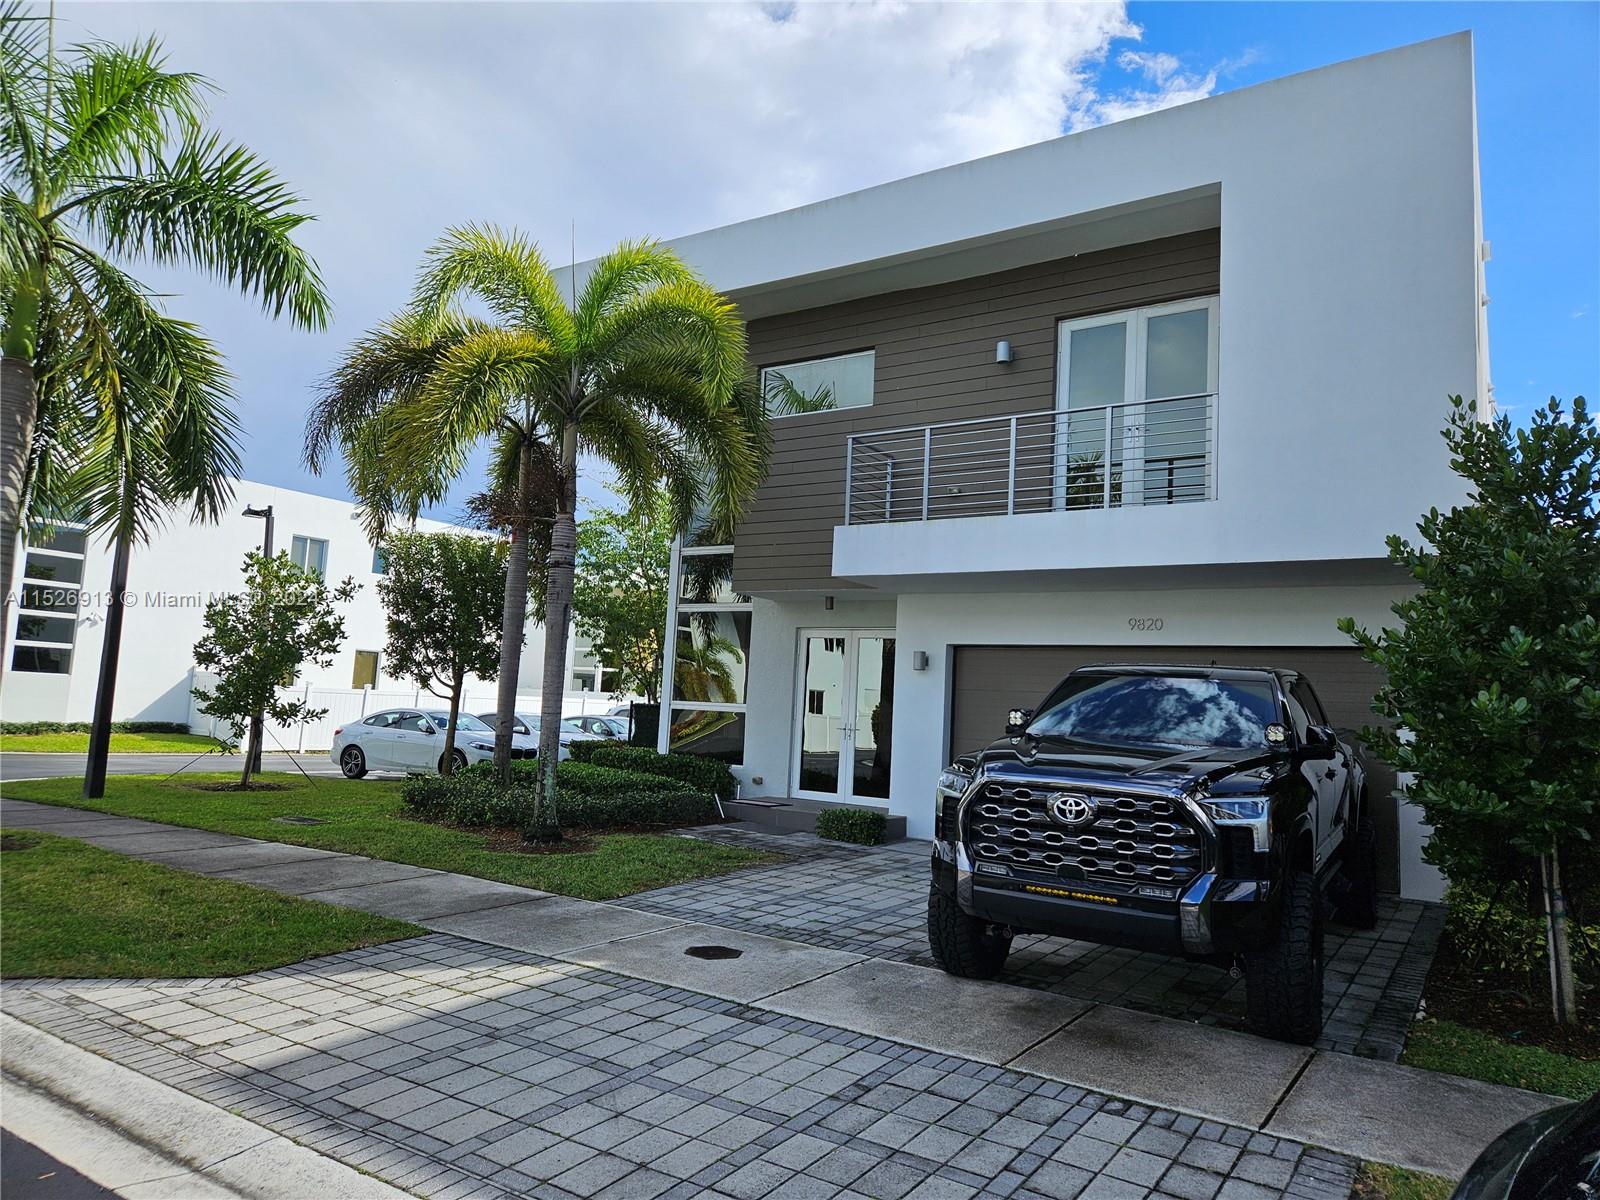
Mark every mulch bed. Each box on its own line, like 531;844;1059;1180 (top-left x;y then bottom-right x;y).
183;781;292;793
1421;926;1600;1059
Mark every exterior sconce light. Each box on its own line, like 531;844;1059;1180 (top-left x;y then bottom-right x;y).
995;339;1013;364
912;650;929;671
824;595;834;611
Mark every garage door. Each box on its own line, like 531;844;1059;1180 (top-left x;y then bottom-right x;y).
949;645;1398;891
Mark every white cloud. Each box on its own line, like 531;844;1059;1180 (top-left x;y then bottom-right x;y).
52;1;1231;508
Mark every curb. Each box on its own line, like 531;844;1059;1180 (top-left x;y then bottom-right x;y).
0;1014;413;1199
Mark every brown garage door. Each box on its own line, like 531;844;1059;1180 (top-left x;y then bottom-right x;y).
949;645;1398;891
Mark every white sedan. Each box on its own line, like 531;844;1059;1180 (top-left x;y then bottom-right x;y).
331;709;535;778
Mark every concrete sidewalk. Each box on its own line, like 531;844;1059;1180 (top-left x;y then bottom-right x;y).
0;796;1560;1179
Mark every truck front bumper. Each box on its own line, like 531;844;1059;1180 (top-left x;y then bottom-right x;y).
932;844;1273;958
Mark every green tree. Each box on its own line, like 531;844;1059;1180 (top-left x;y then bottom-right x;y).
191;552;358;788
305;227;765;837
1340;395;1599;1023
375;530;507;774
0;7;328;646
572;497;670;703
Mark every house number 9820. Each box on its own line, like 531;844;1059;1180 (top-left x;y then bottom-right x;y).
1128;617;1165;632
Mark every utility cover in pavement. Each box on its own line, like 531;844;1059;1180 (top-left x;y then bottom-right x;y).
684;945;743;960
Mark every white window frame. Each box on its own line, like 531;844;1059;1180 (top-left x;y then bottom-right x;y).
658;540;753;764
760;349;876;419
1054;296;1219;509
291;535;329;575
10;522;88;675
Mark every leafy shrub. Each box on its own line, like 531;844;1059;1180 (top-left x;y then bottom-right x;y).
0;721;192;735
587;745;736;801
815;807;887;846
1445;879;1600;984
566;740;604;763
402;759;716;831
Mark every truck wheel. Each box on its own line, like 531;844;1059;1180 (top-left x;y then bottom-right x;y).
1334;815;1379;930
1244;868;1324;1044
927;885;1012;979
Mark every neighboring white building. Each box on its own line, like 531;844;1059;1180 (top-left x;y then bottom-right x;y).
1;478;609;735
637;34;1487;901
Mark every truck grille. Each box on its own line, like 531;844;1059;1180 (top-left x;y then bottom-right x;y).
965;779;1204;888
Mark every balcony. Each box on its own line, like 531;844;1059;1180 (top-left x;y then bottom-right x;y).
844;393;1216;525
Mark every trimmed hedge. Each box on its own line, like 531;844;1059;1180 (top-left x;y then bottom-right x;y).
815;807;887;846
566;740;603;763
401;759;718;832
0;721;191;735
585;745;737;802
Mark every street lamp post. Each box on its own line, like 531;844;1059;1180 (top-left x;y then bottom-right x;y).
242;505;274;774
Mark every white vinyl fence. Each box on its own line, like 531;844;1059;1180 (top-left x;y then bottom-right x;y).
187;670;637;752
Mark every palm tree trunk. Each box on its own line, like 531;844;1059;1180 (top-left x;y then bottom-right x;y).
533;423;580;835
492;443;534;783
0;355;37;680
83;532;132;799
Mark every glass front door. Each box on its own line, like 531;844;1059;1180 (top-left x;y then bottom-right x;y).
793;630;895;802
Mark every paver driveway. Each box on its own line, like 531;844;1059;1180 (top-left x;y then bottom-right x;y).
2;936;1357;1200
627;829;1443;1059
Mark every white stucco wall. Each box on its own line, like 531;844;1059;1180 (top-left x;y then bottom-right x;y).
1;480;586;726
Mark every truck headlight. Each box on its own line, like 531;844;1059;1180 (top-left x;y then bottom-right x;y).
1200;798;1268;823
937;767;972;797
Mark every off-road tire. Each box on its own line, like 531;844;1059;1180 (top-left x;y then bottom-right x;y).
339;745;367;779
1244;868;1324;1044
928;885;1012;979
439;749;468;775
1334;814;1379;930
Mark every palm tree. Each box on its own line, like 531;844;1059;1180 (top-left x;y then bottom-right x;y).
307;226;762;835
0;6;329;694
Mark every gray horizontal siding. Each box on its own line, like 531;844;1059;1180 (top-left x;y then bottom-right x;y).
734;229;1221;594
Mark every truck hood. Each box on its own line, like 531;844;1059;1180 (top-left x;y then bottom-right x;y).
968;734;1285;795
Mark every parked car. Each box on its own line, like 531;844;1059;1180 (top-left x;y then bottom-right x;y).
332;709;534;778
606;703;632;718
475;711;597;760
1452;1089;1600;1200
928;664;1378;1044
564;714;627;740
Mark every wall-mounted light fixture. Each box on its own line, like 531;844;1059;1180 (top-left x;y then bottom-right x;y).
823;595;834;611
995;339;1013;364
911;650;929;671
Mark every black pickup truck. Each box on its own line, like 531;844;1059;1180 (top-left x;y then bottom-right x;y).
929;664;1378;1043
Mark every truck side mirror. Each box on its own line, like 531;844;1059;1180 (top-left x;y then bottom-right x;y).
1303;724;1337;758
1006;708;1034;738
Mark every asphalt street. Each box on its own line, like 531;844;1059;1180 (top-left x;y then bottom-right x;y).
0;751;347;783
0;1130;121;1199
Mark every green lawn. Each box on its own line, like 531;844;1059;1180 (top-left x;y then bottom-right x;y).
1;828;418;978
1403;1017;1600;1099
1;772;773;900
1354;1162;1455;1200
0;731;226;753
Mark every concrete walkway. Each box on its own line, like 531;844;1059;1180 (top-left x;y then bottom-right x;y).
0;796;1559;1181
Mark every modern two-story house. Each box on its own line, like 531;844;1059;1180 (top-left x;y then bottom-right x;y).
649;33;1488;900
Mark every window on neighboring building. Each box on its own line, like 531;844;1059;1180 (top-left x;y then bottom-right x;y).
290;535;328;576
352;650;379;690
808;689;825;716
11;523;86;674
760;349;874;417
371;547;387;574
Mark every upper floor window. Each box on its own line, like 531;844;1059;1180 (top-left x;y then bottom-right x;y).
371;546;388;574
290;535;328;576
760;349;874;417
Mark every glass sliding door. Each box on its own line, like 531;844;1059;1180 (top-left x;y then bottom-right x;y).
793;630;896;802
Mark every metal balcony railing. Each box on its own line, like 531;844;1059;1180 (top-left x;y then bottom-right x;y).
844;392;1216;525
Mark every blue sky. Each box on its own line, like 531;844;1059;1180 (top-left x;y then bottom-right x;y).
64;2;1600;517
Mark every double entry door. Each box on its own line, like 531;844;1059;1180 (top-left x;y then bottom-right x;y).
792;630;895;803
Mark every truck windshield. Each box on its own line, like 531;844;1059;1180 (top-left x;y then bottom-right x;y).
1028;674;1278;752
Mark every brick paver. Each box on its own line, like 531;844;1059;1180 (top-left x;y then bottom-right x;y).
1;936;1358;1200
633;828;1443;1059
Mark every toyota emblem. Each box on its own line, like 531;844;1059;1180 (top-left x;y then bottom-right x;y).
1048;793;1095;827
